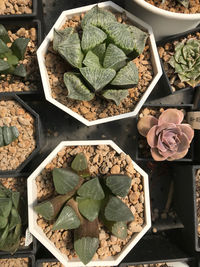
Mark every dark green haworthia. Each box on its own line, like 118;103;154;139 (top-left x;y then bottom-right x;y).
106;174;132;197
102;89;129;106
111;61;139;88
71;152;90;178
77;196;101;221
0;59;9;72
81;24;107;52
77;177;105;200
11;38;30;60
103;43;127;71
80;67;116;92
0;126;19;147
104;220;127;240
63;72;95;101
83;51;102;68
0;24;11;44
53;27;74;52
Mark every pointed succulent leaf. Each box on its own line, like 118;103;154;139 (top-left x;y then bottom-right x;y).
80;67;116;91
11;38;29;60
13;64;26;77
6;53;19;66
0;59;10;72
77;197;101;221
0;184;11;198
92;43;106;64
103;218;127;239
0;224;9;247
53;168;80;194
106;174;132;197
83;51;102;68
81;25;107;52
12;191;20;209
53;27;74;51
0;39;10;54
1;223;21;254
103;44;127;71
0;198;12;218
104;22;134;54
71;152;90;178
0;216;7;229
105;196;134;222
74;236;99;265
52;205;80;231
177;0;189;8
0;24;11;43
77;177;105;200
126;25;148;57
58;33;84;68
63;72;94;101
102;89;129;106
111;61;139;87
81;5;116;29
8;207;21;232
2;126;19;146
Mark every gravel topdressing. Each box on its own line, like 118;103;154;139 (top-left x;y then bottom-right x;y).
0;0;33;15
0;257;29;267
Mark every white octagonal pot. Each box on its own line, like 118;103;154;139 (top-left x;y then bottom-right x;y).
37;1;162;126
28;140;151;266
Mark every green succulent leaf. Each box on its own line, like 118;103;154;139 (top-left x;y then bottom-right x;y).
0;216;7;229
106;174;132;197
80;66;116;91
0;126;19;147
53;27;74;52
92;43;106;64
53;168;80;195
0;59;10;72
12;191;20;209
77;196;102;222
52;205;80;230
0;24;11;43
111;61;139;88
103;218;127;239
77;177;105;200
6;53;19;66
81;5;116;29
81;25;107;52
105;196;134;222
11;38;29;60
74;236;99;265
104;22;134;55
0;184;11;198
0;224;9;247
0;198;12;218
103;44;127;71
63;72;95;101
177;0;189;8
8;207;21;232
71;152;90;178
13;64;27;77
102;89;129;106
1;223;21;254
0;39;10;54
57;33;84;68
126;25;148;57
83;50;102;68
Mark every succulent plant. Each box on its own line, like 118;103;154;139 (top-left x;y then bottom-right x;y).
0;126;19;147
137;108;194;161
169;39;200;88
0;24;29;78
0;183;22;254
34;152;134;264
53;5;148;106
162;0;189;8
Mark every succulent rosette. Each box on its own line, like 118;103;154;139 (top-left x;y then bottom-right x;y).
137;109;194;161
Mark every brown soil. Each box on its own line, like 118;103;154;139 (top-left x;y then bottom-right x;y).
129;264;169;267
196;169;200;237
0;26;39;92
144;0;200;13
0;0;32;15
36;145;145;261
42;263;112;267
0;257;29;267
45;13;153;121
158;31;200;92
0;100;36;171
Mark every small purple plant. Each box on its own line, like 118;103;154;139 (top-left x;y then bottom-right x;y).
137;108;194;161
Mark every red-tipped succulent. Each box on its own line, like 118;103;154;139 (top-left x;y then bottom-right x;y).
137;109;194;161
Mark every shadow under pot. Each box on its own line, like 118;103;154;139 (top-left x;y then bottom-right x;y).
0;93;41;175
136;104;194;162
0;19;43;95
157;26;200;95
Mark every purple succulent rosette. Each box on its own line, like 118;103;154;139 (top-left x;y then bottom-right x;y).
137;109;194;161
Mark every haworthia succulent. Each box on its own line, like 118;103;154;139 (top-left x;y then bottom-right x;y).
83;51;102;68
92;43;106;64
0;126;19;147
11;38;30;60
71;152;90;178
77;197;102;221
53;27;74;52
0;24;11;44
102;89;129;106
106;174;132;197
77;177;105;200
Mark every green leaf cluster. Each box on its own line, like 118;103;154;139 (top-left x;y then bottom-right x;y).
53;6;148;106
0;24;29;78
34;152;134;265
0;183;21;254
169;39;200;88
0;126;19;147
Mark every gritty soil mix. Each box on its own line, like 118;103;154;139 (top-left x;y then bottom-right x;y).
36;145;145;261
129;264;170;267
0;0;33;15
0;26;40;92
144;0;200;14
46;12;153;121
158;31;200;92
196;169;200;237
0;257;29;267
42;263;112;267
0;99;36;171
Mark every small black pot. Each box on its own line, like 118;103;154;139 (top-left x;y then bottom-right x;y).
157;26;200;95
136;104;194;162
0;93;41;175
0;254;35;266
0;0;37;20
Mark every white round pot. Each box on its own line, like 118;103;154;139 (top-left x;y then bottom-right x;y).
125;0;200;41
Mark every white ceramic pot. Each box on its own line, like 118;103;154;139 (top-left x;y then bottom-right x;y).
28;140;151;267
37;1;162;126
125;0;200;41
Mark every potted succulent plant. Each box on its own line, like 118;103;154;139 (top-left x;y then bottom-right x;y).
37;1;162;126
124;0;200;41
28;140;151;266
